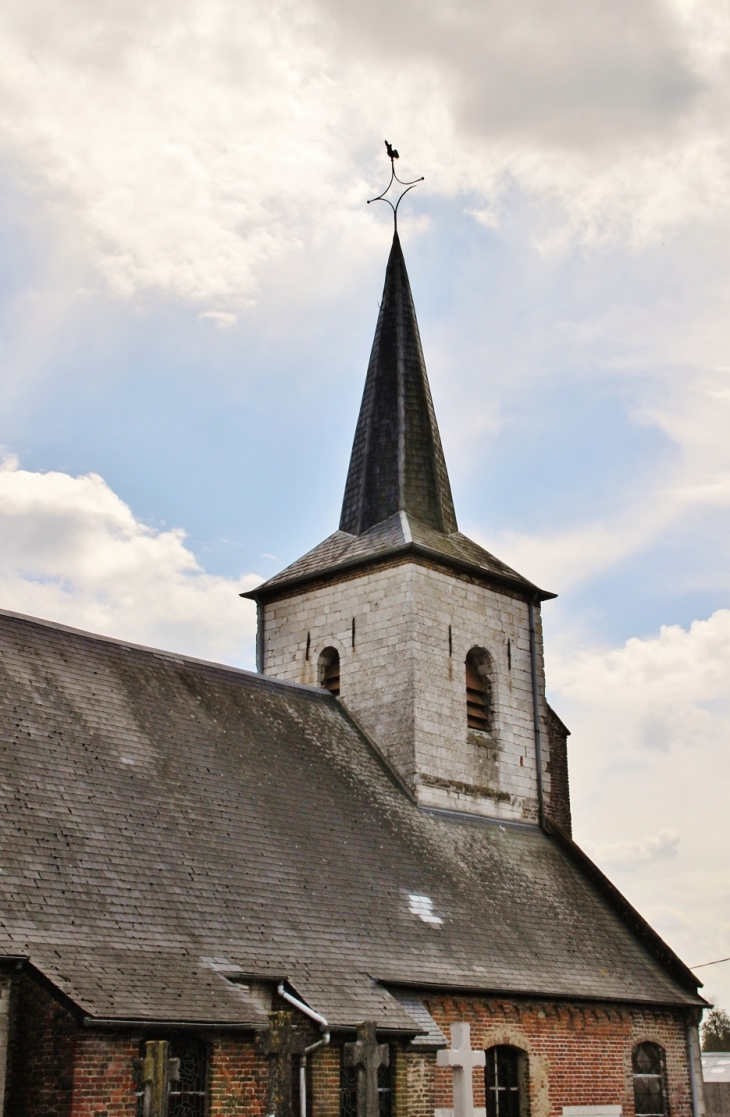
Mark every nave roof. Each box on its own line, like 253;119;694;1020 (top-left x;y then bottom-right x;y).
0;610;701;1028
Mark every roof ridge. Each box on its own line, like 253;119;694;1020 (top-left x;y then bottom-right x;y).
0;608;330;700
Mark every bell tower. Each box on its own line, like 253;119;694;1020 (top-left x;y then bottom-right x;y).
243;232;569;828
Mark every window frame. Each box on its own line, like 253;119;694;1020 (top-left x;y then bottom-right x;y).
465;647;493;733
318;646;341;697
632;1041;669;1117
485;1044;529;1117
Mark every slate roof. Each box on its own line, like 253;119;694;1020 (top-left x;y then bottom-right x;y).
245;511;553;602
340;232;457;537
246;234;552;604
0;609;702;1029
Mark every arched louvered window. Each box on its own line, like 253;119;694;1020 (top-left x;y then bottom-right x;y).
318;647;341;697
633;1043;667;1116
485;1046;529;1117
466;647;492;732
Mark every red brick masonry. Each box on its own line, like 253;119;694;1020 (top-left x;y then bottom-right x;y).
4;974;696;1117
428;997;694;1117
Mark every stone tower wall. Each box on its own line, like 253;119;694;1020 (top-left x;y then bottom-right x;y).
261;561;418;783
409;563;548;821
261;559;553;823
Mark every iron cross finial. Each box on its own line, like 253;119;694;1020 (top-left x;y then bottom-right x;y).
367;140;424;232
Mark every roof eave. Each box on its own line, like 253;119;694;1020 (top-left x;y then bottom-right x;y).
378;975;706;1010
241;542;556;604
83;1015;266;1031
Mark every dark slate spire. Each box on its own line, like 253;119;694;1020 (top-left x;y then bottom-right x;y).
339;233;458;536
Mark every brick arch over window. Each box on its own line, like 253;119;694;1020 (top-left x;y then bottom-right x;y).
632;1042;668;1117
318;647;341;697
485;1045;530;1117
466;646;493;732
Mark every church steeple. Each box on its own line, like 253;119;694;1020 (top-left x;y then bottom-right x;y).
339;233;457;537
246;207;559;825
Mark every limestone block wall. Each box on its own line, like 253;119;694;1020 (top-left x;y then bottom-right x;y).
261;558;553;823
262;562;418;783
409;564;548;821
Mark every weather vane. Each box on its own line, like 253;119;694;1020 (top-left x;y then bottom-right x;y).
367;140;424;232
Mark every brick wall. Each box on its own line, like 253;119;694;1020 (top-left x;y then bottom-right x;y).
310;1044;340;1117
209;1034;267;1117
262;558;556;824
545;706;571;835
3;972;270;1117
399;1048;436;1117
5;972;77;1117
425;996;694;1117
252;1009;694;1117
3;978;693;1117
71;1032;138;1117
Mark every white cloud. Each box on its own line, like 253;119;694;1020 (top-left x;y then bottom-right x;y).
465;364;730;595
583;829;680;869
0;453;259;665
0;0;729;309
480;515;663;595
548;608;730;1007
199;310;238;329
551;608;730;753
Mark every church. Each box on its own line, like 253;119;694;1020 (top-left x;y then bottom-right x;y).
0;226;707;1117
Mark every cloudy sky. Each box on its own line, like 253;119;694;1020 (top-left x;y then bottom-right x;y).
2;0;730;1010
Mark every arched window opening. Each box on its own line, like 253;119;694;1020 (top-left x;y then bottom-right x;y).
466;647;491;732
485;1046;529;1117
319;647;341;697
633;1043;667;1117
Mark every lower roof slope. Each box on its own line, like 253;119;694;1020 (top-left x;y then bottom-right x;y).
0;610;701;1028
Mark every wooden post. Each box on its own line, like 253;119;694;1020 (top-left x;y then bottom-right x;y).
138;1040;180;1117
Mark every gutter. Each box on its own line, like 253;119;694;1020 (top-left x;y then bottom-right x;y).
84;1017;260;1030
256;600;265;673
277;982;330;1117
528;596;545;828
686;1016;705;1117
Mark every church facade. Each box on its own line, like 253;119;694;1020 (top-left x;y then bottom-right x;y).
0;232;706;1117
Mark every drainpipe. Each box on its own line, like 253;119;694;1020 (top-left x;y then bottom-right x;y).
256;601;265;673
277;982;330;1117
686;1016;704;1117
527;596;545;827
